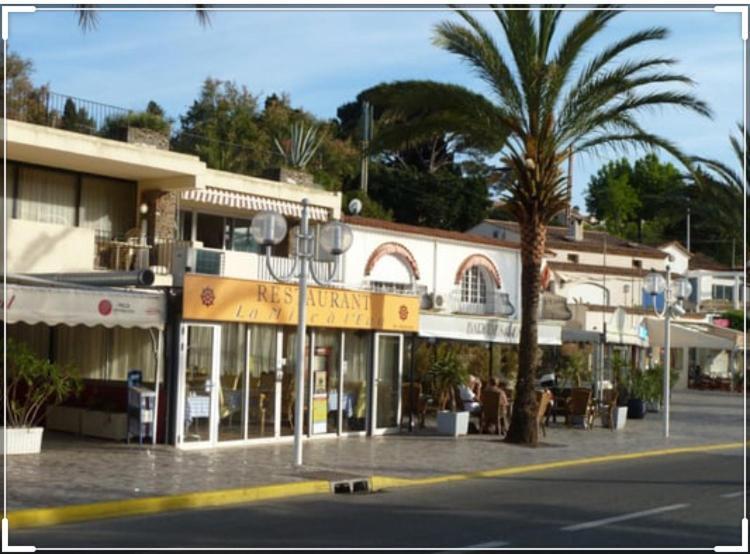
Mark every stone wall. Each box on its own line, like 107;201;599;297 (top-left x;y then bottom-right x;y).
127;127;170;151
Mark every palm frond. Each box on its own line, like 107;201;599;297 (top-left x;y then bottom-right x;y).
433;19;524;115
76;5;99;32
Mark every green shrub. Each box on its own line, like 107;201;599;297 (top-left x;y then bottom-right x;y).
426;344;469;412
100;110;171;139
4;338;82;428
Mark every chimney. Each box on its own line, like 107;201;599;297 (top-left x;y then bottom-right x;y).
567;209;584;242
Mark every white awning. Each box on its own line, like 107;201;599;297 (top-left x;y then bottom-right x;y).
4;284;166;330
419;312;562;345
646;318;741;351
181;187;330;221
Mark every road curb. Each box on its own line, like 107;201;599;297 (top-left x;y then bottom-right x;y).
8;480;331;530
8;441;743;530
370;441;745;492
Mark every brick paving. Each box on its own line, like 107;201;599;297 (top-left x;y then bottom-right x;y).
6;389;744;510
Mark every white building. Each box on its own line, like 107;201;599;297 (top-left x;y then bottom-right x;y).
342;216;567;385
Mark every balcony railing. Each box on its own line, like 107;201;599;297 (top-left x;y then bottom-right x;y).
5;89;132;137
257;255;341;283
150;239;341;283
450;290;515;316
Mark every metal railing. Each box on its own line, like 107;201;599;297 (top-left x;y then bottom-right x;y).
4;88;132;137
450;290;515;316
257;255;341;283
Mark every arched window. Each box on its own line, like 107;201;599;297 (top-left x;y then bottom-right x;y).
461;266;489;304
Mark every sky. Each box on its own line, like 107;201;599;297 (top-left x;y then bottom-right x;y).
6;7;746;210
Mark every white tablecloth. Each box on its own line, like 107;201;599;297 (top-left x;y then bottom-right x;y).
186;394;210;422
328;390;354;418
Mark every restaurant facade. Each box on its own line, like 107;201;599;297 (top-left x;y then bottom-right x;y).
171;274;420;448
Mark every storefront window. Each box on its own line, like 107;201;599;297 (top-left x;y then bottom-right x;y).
248;325;277;438
343;331;369;431
281;328;307;436
312;330;341;434
218;323;247;441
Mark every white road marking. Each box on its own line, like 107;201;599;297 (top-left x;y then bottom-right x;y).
720;491;744;498
561;503;690;532
435;540;510;552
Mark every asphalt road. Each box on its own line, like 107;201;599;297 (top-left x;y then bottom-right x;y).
10;448;745;549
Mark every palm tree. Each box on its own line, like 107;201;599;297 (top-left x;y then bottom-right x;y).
363;6;711;444
76;4;211;31
692;125;748;265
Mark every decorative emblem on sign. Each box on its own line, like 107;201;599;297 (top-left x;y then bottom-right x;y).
399;305;409;321
98;299;113;316
201;287;215;307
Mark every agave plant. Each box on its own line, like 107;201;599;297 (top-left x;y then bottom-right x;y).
274;122;326;171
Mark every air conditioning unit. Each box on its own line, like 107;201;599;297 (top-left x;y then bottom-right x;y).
421;292;447;311
432;293;447;311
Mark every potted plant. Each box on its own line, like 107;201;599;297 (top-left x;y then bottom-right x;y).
626;370;648;419
427;344;470;436
3;339;81;454
608;353;629;429
645;364;680;411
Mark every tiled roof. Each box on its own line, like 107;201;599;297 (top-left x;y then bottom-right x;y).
547;261;670;278
344;216;520;251
688;251;732;271
581;303;706;318
482;219;667;259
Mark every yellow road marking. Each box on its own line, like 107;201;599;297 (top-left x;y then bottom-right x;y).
370;441;745;491
9;480;330;529
8;441;744;530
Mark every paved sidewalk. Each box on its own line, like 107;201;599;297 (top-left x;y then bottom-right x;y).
7;389;745;510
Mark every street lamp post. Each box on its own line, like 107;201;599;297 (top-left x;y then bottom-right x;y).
643;265;692;438
250;199;354;467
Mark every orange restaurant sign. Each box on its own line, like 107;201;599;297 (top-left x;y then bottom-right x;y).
183;274;419;332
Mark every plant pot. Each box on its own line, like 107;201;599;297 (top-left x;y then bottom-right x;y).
627;398;647;419
1;427;44;455
646;400;660;413
602;408;629;429
436;410;469;437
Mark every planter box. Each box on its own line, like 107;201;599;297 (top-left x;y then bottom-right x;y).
646;400;660;413
436;411;469;437
1;427;44;455
627;398;647;419
46;405;84;434
600;407;628;430
81;410;128;441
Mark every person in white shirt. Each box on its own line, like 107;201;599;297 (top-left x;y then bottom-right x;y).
458;374;482;414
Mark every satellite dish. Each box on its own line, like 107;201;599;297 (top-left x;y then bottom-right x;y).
348;198;363;215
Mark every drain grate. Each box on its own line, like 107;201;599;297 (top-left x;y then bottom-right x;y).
331;478;370;494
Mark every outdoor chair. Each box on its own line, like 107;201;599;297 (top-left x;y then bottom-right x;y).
479;389;505;435
600;389;619;431
564;387;596;430
535;389;553;437
400;382;427;429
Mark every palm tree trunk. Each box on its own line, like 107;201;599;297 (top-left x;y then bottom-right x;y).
505;219;545;445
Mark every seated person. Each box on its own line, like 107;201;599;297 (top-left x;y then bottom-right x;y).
458;375;482;415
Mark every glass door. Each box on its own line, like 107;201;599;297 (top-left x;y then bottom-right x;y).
372;333;403;433
181;324;221;444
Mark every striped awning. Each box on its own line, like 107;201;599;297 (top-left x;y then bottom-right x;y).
181;187;330;221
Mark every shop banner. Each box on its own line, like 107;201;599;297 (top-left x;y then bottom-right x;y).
183;274;419;332
419;312;562;345
3;284;165;329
